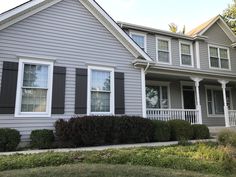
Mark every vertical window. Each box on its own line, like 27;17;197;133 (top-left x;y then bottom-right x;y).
88;66;114;114
15;59;53;117
206;88;231;115
146;85;169;109
209;46;230;69
180;42;193;66
157;38;171;63
130;32;146;51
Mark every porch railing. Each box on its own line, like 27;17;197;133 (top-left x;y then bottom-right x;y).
146;109;199;124
228;110;236;127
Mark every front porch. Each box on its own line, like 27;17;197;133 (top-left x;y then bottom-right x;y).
144;72;236;127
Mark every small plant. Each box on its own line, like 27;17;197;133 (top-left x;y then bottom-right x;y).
218;129;236;147
192;124;210;139
30;129;55;149
152;120;170;142
178;138;192;146
0;128;21;152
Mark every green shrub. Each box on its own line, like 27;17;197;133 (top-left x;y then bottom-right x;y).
168;120;193;141
55;116;154;147
0;128;20;152
192;124;210;139
218;129;236;147
30;129;55;149
152;120;170;142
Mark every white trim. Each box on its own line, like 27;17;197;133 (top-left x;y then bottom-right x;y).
129;30;147;52
156;36;172;65
14;58;54;118
179;40;194;67
87;65;114;115
195;41;200;69
208;44;231;71
141;68;146;117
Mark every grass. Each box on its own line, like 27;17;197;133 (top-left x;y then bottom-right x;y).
0;163;228;177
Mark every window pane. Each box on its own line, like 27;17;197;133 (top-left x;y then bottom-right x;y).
207;90;212;102
158;51;169;63
161;86;168;108
226;91;231;109
91;70;110;91
21;88;47;112
181;44;190;54
23;64;48;88
208;102;213;114
181;54;192;65
213;90;224;114
210;47;218;57
132;34;145;50
220;59;229;69
146;86;160;108
91;92;110;112
220;49;228;59
210;57;219;67
158;40;169;51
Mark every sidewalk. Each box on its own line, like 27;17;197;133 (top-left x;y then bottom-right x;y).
0;139;216;156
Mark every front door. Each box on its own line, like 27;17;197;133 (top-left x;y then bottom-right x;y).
182;86;195;109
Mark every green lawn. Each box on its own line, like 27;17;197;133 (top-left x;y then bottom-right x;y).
0;163;227;177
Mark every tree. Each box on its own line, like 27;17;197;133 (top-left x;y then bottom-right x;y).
222;0;236;34
168;23;186;34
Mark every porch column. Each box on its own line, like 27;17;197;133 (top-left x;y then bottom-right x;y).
191;77;203;124
218;80;230;127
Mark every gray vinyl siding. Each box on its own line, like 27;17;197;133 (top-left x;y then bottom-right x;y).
146;34;156;59
169;81;182;109
0;0;143;141
171;39;180;66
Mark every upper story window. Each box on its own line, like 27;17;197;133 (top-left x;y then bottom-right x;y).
180;42;193;67
88;66;114;115
156;37;171;64
15;58;54;117
130;32;146;51
209;45;230;70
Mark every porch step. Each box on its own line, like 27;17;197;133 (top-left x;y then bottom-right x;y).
208;126;236;138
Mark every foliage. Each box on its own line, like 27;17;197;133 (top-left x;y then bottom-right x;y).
192;124;210;139
55;116;154;147
152;120;170;142
218;129;236;147
30;129;55;149
222;0;236;34
0;128;21;152
168;120;193;141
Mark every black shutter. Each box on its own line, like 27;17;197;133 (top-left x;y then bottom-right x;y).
75;68;87;114
51;66;66;114
0;62;18;114
115;72;125;114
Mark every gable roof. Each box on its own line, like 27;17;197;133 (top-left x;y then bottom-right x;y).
0;0;153;61
187;15;236;42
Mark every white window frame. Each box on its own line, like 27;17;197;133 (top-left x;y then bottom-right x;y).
208;44;231;71
179;41;194;67
87;65;114;115
129;31;147;52
146;81;171;109
205;85;232;117
156;36;172;65
15;58;54;117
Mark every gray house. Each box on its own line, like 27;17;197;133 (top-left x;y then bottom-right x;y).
0;0;235;142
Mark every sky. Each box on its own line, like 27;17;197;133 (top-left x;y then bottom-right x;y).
0;0;233;32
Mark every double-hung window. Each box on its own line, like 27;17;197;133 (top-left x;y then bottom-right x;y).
88;66;114;115
15;59;53;117
206;88;231;115
209;45;230;70
180;42;193;67
130;32;146;51
146;85;169;109
157;38;171;63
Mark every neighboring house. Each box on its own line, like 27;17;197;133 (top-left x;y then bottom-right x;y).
0;0;235;142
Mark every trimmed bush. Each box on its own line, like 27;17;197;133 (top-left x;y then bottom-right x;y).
0;128;21;152
168;120;193;141
218;129;236;147
152;120;170;142
55;116;154;147
30;129;55;149
192;124;210;139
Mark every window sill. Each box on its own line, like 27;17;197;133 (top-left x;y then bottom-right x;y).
14;113;51;118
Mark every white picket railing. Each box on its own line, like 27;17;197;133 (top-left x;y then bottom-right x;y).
228;110;236;127
146;109;200;124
